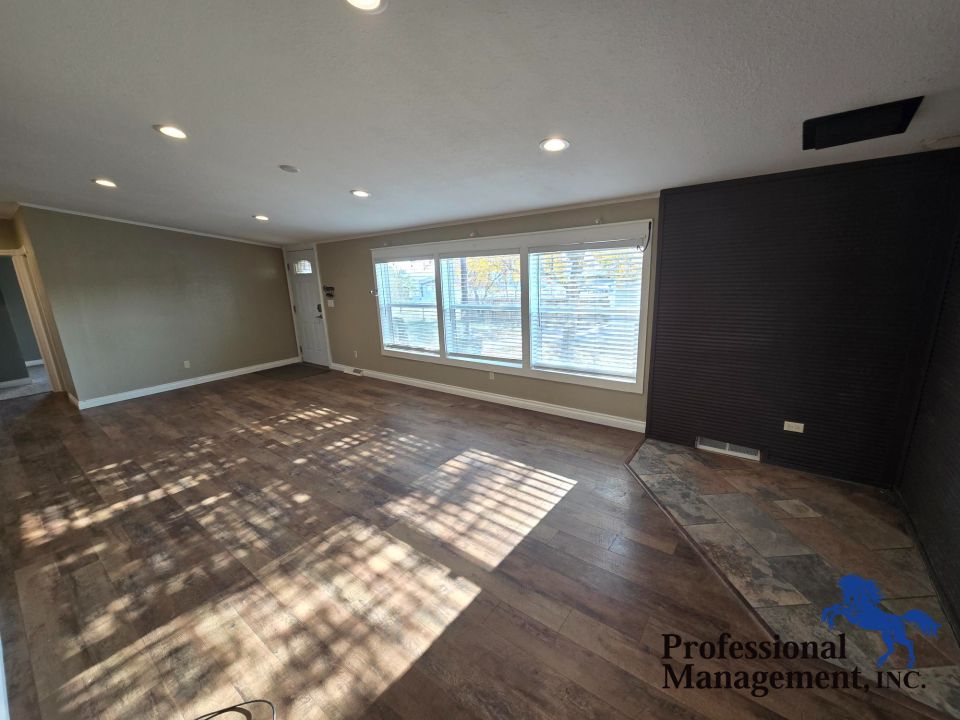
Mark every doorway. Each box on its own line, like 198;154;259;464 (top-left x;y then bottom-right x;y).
286;248;331;366
0;256;51;400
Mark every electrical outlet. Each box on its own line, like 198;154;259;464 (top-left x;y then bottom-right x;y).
353;350;358;359
489;371;495;380
783;420;805;433
327;299;335;308
183;360;191;369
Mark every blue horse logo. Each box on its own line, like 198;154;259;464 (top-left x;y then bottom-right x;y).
821;574;939;668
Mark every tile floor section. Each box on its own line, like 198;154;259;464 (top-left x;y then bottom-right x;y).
628;438;960;718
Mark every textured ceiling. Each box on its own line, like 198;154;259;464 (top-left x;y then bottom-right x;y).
1;0;959;244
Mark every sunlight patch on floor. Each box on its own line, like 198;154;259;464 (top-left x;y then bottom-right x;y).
36;515;480;719
381;449;577;569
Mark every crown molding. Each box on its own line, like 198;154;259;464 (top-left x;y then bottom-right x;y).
17;203;285;248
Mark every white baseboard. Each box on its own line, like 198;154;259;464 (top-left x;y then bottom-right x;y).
0;376;32;389
329;363;645;432
74;357;301;410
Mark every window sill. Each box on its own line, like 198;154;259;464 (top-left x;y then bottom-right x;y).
381;348;642;394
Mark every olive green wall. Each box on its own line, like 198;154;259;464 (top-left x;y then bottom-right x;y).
0;219;30;384
315;197;658;422
0;279;29;384
0;257;41;361
18;207;299;401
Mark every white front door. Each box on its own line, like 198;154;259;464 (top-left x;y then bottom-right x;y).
287;249;330;366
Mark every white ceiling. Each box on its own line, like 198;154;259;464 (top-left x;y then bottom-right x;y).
1;1;959;245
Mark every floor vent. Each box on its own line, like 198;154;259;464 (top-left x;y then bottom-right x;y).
695;436;761;461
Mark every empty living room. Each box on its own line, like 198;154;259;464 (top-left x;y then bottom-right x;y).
2;1;960;718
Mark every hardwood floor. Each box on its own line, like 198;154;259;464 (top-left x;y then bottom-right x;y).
0;371;943;719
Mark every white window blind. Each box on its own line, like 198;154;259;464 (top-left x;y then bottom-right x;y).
529;244;643;381
439;253;522;363
374;258;440;353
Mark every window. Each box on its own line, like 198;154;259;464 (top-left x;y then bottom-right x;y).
530;244;642;381
371;220;651;392
292;259;313;274
440;253;522;363
375;258;440;353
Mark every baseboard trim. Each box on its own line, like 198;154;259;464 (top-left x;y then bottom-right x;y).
75;357;301;410
25;359;45;367
0;376;32;389
329;363;645;432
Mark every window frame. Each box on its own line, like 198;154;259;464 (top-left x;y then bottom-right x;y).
374;254;442;354
439;248;523;364
370;219;653;394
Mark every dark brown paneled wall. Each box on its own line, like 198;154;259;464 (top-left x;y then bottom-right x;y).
900;240;960;630
647;150;960;486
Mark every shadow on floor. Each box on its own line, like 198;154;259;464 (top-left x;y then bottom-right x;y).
254;362;330;381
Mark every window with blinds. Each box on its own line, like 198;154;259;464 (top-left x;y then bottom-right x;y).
440;253;522;363
529;245;642;381
370;219;650;392
374;258;440;353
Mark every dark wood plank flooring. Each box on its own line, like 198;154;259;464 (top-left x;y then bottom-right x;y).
0;372;942;719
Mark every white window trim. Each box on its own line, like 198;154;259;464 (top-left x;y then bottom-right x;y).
371;219;653;394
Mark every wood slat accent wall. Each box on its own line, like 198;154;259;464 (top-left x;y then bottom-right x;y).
647;149;960;486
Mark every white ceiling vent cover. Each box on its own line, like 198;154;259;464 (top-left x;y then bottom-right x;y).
695;436;761;461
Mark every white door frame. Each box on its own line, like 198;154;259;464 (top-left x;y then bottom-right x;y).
0;246;65;392
284;245;333;366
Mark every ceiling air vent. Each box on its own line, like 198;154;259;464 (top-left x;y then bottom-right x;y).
802;96;923;150
695;436;761;461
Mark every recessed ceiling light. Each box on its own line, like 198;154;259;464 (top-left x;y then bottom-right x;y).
350;189;371;198
278;164;300;173
153;125;187;140
93;178;117;188
540;137;570;153
253;214;270;222
346;0;386;12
